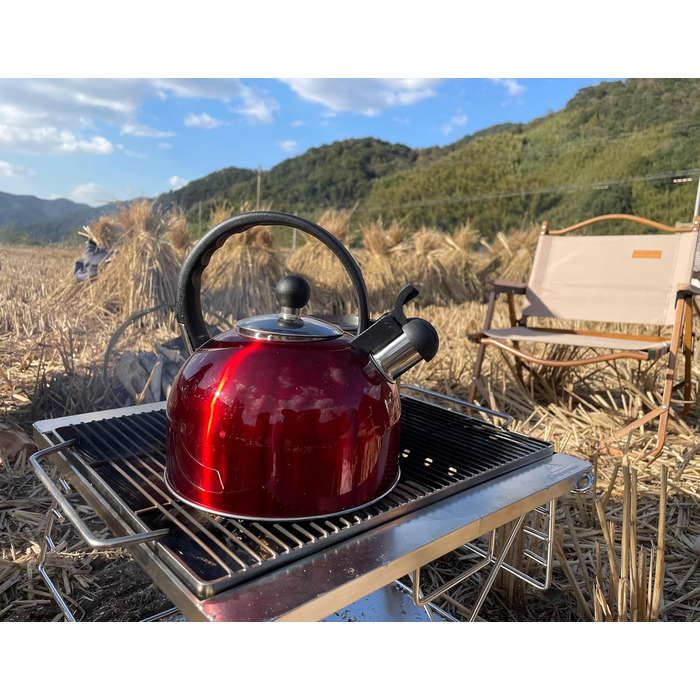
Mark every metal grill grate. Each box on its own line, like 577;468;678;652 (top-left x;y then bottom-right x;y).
53;394;553;599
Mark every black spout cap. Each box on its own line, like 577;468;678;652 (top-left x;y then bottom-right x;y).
350;285;419;355
404;319;439;362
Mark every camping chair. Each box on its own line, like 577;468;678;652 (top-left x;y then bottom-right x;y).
468;213;700;458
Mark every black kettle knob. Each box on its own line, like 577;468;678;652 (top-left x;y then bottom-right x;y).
276;275;311;310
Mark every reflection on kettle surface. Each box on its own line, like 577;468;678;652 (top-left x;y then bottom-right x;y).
165;212;438;520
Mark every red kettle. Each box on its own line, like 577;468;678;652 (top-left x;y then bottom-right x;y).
165;211;439;520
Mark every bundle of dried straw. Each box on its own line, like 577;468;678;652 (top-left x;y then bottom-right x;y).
394;227;473;307
359;218;410;314
285;207;361;316
200;200;286;322
48;199;188;323
478;224;541;285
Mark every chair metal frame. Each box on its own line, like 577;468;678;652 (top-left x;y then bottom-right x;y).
468;214;700;458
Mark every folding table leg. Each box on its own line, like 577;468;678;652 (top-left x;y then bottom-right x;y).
410;513;529;621
464;514;527;621
37;500;77;622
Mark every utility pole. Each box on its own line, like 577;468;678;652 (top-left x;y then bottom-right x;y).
256;167;261;210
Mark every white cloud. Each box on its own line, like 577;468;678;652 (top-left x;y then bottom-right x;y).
282;78;442;116
441;109;467;136
153;79;243;100
71;183;114;206
0;161;34;177
492;79;526;97
290;120;305;127
116;144;146;159
121;122;176;138
59;134;114;154
0;124;114;154
158;142;173;150
168;175;189;190
0;78;279;155
184;113;225;129
277;140;297;153
231;85;279;124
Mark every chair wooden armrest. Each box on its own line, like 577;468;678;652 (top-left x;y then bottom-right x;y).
484;279;528;295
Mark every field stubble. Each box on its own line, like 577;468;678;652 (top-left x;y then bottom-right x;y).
1;231;700;623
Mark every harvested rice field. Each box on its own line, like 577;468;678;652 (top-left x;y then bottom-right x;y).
2;202;700;623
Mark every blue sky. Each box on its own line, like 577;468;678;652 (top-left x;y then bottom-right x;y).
0;78;614;206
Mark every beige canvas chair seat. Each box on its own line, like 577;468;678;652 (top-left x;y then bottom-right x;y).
468;213;700;458
482;327;671;355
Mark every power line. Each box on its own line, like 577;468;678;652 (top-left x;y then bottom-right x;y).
301;119;700;188
247;120;700;214
354;168;700;214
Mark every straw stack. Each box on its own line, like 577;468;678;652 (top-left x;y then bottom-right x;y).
398;227;472;308
47;199;186;322
200;200;286;322
285;207;360;315
360;217;410;314
163;205;192;259
79;215;119;250
478;224;541;285
437;221;482;301
94;199;185;318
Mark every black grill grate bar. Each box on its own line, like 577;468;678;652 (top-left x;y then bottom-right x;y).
402;399;548;452
399;461;454;489
73;421;247;573
56;396;555;597
403;447;505;480
400;426;551;475
121;412;168;451
402;421;544;468
84;417;285;565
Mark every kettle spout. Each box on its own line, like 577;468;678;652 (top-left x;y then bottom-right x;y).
351;285;439;381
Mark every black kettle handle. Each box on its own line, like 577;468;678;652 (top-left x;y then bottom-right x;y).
176;210;371;352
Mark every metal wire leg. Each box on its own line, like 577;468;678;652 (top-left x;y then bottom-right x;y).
409;513;528;622
37;500;77;622
465;514;527;621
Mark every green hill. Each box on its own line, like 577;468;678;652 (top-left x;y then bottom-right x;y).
227;137;417;213
173;79;700;241
157;166;257;212
360;79;700;236
4;79;700;245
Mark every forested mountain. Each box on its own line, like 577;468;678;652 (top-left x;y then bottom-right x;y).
360;79;700;234
156;166;257;212
3;79;699;245
0;192;91;229
227;138;417;211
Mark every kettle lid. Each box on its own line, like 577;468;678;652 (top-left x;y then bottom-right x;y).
236;275;344;342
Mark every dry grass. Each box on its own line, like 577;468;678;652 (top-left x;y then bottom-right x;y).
47;200;187;325
478;224;541;287
200;200;286;322
2;211;700;622
285;207;362;315
360;218;411;314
